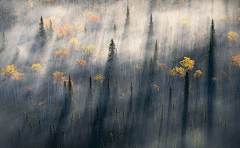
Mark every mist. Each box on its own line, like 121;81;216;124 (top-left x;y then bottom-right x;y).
0;0;240;148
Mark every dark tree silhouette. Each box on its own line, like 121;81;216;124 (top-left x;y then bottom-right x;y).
181;71;189;148
39;16;46;46
207;19;216;146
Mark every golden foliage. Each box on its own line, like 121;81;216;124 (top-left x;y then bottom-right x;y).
43;19;59;31
167;68;176;77
179;57;195;70
81;45;98;59
157;60;165;70
31;63;42;72
12;72;25;81
168;66;185;77
25;86;33;92
69;38;78;45
77;23;84;33
93;74;105;83
28;0;34;8
218;16;231;24
43;0;56;2
87;12;94;17
232;55;240;67
175;66;186;77
195;30;207;48
1;65;25;80
57;24;73;38
212;77;217;81
194;70;202;78
228;32;239;47
136;64;141;69
53;71;67;84
89;16;100;23
55;46;70;59
177;0;185;4
153;84;160;91
181;16;189;26
76;59;87;67
1;65;16;79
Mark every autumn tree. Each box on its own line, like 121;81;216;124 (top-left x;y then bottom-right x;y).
39;16;46;46
1;64;24;81
53;71;67;84
31;63;42;73
76;59;87;67
207;19;216;146
228;32;239;47
57;24;73;39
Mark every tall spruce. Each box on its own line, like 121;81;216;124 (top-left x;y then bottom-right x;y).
39;16;46;46
207;19;216;146
105;39;118;79
125;5;130;28
49;19;54;38
153;40;158;63
165;87;172;145
128;83;133;116
181;71;189;148
2;32;5;49
148;14;154;37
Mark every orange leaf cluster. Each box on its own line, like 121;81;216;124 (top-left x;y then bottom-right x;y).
25;86;33;92
76;59;87;67
53;71;67;84
232;55;240;67
34;57;42;64
194;70;202;78
77;23;84;33
93;74;105;83
55;46;70;59
228;32;239;47
43;19;59;31
157;60;165;70
1;65;25;81
136;64;141;69
153;84;160;91
89;16;100;23
57;24;73;38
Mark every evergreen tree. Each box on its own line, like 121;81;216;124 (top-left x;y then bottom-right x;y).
39;16;46;46
166;87;172;144
207;19;216;146
105;39;118;79
49;19;54;38
181;71;189;148
113;23;117;32
125;5;130;28
127;82;134;122
2;32;5;49
148;14;153;37
153;40;158;63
